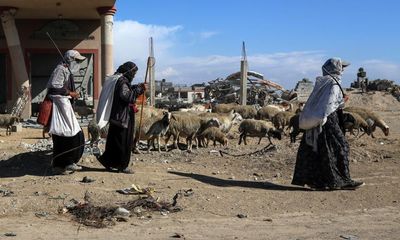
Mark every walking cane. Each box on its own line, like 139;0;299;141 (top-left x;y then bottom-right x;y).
137;57;152;141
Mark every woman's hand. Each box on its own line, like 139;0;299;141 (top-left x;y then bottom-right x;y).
343;94;349;103
139;83;148;91
69;91;80;99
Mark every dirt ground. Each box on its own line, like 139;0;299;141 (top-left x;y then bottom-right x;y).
0;91;399;240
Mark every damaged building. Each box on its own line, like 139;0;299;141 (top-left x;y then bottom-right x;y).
0;0;117;118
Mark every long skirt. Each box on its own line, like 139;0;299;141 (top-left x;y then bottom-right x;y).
52;130;85;168
292;112;352;189
98;118;134;170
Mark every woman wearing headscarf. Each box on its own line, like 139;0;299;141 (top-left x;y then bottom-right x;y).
96;61;145;173
46;50;86;174
292;58;364;190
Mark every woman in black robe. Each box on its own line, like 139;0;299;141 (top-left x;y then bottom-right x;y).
97;61;145;173
292;58;364;190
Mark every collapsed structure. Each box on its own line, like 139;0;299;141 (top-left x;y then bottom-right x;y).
204;71;298;106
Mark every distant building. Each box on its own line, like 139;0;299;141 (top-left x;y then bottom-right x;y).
294;78;314;103
170;85;205;103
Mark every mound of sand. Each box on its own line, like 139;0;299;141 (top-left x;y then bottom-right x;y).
346;90;400;112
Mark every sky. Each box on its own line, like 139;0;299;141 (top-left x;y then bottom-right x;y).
113;0;400;89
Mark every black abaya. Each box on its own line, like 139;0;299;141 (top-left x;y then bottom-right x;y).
292;112;352;189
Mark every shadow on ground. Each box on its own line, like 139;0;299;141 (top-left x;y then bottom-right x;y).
168;171;309;191
0;150;54;177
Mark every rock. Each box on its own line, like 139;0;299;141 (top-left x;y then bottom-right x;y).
340;234;359;240
4;232;17;237
114;207;130;217
81;176;95;183
237;213;247;218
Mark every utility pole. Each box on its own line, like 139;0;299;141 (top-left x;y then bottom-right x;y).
240;41;248;105
149;37;156;106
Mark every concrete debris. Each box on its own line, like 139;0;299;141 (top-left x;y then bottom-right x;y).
19;139;53;152
205;72;294;106
0;189;14;197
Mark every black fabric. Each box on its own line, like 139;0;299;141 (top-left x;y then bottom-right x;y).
52;130;85;168
292;112;352;189
109;76;144;128
98;111;134;170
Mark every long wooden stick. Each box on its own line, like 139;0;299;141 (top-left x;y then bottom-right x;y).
137;57;151;141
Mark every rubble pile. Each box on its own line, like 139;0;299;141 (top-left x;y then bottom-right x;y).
20;139;53;152
204;71;296;106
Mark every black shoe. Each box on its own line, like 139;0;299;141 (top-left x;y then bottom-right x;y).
340;180;365;190
118;168;134;174
97;156;113;171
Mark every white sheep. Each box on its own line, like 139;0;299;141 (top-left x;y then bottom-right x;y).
198;110;243;133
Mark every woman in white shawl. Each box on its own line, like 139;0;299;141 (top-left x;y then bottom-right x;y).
292;58;364;190
46;50;86;174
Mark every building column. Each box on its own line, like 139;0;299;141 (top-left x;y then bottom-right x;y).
148;37;155;106
0;7;31;118
97;6;116;86
239;42;247;105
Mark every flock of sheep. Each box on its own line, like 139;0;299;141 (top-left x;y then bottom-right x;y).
86;102;390;153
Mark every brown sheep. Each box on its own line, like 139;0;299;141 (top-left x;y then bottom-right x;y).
271;111;295;131
344;107;389;138
145;112;175;152
256;105;284;120
0;114;19;136
198;126;228;147
165;113;220;151
238;119;282;145
342;112;371;137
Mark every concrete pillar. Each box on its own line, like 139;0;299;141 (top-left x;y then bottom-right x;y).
148;37;155;106
97;6;116;85
240;42;248;105
0;7;31;118
240;60;248;105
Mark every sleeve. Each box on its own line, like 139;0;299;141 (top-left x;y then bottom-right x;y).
46;65;70;96
118;79;145;104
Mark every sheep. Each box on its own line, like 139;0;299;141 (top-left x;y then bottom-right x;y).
87;119;109;148
233;105;258;119
145;112;175;152
342;112;371;137
344;107;389;138
287;114;303;143
178;104;210;113
165;114;220;151
256;105;284;120
198;126;228;147
198;110;243;133
271;111;295;132
75;105;95;122
212;103;238;113
238;119;282;145
132;106;164;153
0;114;19;136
